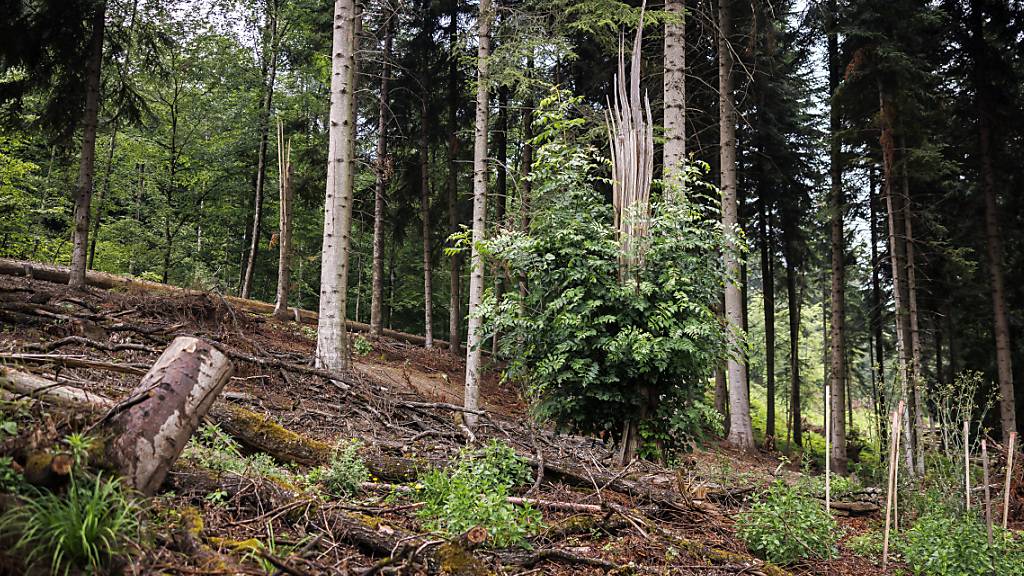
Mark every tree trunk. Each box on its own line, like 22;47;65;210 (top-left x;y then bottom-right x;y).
106;337;233;495
69;3;107;290
826;0;847;475
464;0;492;430
446;3;462;355
518;61;535;304
420;101;434;348
88;126;117;269
900;142;925;476
492;86;508;355
316;0;359;371
663;0;685;195
241;2;281;300
759;200;776;443
370;0;395;337
786;254;802;447
272;121;292;320
869;167;887;448
719;0;753;451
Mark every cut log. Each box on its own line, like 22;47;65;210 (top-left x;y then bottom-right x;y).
105;337;234;495
0;366;116;408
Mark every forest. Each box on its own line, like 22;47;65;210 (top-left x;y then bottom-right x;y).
0;0;1023;574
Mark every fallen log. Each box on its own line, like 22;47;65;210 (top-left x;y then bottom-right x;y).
0;258;448;349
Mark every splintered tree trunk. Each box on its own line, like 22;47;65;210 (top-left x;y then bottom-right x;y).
786;254;802;447
69;3;106;290
316;0;358;370
370;0;395;338
663;0;686;194
719;0;754;451
464;0;492;430
106;337;233;495
447;3;462;355
826;0;847;475
420;100;434;348
272;121;292;320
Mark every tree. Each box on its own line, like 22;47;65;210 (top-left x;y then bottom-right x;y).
316;0;358;371
272;119;292;320
370;0;395;337
464;0;493;428
719;0;754;451
662;0;685;192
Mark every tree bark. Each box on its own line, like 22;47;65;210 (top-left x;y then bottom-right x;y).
370;1;395;337
900;143;925;476
316;0;359;370
826;0;847;475
719;0;753;451
786;253;802;447
663;0;686;195
759;201;776;443
447;3;462;355
272;121;292;320
69;3;107;290
88;126;117;269
491;86;508;355
464;0;492;430
869;167;887;447
241;1;281;300
106;337;233;495
421;101;434;348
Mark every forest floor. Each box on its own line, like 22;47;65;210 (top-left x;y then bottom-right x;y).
0;272;903;575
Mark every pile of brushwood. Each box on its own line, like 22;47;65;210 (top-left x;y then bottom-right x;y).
0;266;881;575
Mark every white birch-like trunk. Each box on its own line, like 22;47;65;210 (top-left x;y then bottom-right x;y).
273;121;292;320
719;0;754;451
316;0;358;370
663;0;686;195
463;0;493;429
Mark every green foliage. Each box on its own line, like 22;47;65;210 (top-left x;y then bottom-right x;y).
0;472;139;575
0;456;24;493
417;441;542;547
352;335;373;356
309;439;369;497
846;529;886;559
736;481;840;565
485;91;726;456
901;507;1024;575
182;423;290;482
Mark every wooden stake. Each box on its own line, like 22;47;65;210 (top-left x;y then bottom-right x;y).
882;400;903;569
983;439;992;544
965;420;971;511
825;383;831;513
1004;431;1016;530
894;408;901;533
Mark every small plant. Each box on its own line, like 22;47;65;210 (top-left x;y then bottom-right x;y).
736;481;840;565
0;456;23;493
63;432;95;466
183;423;292;482
353;335;373;356
0;472;139;575
847;529;885;560
418;440;542;547
313;439;369;497
901;508;1024;575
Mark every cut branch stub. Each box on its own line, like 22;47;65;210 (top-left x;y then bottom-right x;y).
106;336;233;495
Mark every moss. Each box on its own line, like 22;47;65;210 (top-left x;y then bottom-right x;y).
206;537;263;553
216;404;331;465
435;543;493;576
179;506;204;537
669;535;791;576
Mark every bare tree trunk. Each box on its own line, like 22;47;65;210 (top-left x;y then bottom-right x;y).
663;0;686;195
492;86;508;355
420;101;434;348
518;61;535;304
901;144;925;476
826;0;847;475
464;0;492;430
88;126;117;269
786;254;802;447
759;200;776;443
719;0;753;451
69;3;107;290
447;4;462;355
241;1;281;299
316;0;358;371
107;337;233;495
869;167;887;448
272;121;292;320
370;1;395;337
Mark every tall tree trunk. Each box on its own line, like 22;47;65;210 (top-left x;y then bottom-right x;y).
826;0;847;475
901;142;925;476
88;126;117;268
491;86;508;355
719;0;753;451
518;58;535;304
420;100;434;348
464;0;492;430
447;4;462;355
970;0;1017;443
869;166;887;447
316;0;358;371
759;200;776;443
370;0;395;337
272;121;292;320
786;252;802;447
69;3;107;290
241;1;281;299
663;0;685;195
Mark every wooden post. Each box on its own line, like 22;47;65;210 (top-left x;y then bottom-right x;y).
1004;431;1016;530
965;419;971;511
894;405;902;533
882;400;904;569
106;337;233;495
983;439;993;544
825;382;831;513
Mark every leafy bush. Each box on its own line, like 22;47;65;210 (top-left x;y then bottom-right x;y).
352;335;373;356
182;423;290;481
846;529;885;559
418;441;542;547
309;439;369;497
0;456;23;493
901;508;1024;575
484;91;726;457
0;472;139;575
736;481;840;564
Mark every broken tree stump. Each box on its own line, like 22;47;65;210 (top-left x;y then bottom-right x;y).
105;336;233;495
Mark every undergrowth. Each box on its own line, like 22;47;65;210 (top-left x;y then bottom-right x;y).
307;438;369;496
182;423;291;482
736;481;840;564
418;440;542;547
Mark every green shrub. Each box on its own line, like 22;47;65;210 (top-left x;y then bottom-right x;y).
846;529;886;559
0;472;139;575
352;335;373;356
736;481;840;564
182;423;291;482
418;440;542;547
310;439;369;497
0;456;23;493
901;508;1024;575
